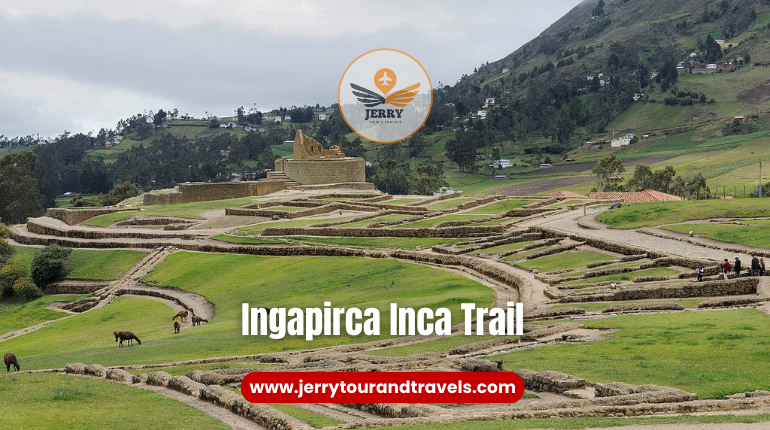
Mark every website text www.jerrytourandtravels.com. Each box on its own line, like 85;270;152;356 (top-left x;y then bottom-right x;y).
241;372;525;404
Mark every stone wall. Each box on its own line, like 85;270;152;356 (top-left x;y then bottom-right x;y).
261;225;503;238
287;181;375;190
275;157;365;185
46;207;137;225
557;278;759;302
517;369;586;393
27;219;198;240
143;180;287;205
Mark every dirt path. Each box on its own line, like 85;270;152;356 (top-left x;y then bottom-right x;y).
584;423;770;430
139;384;265;430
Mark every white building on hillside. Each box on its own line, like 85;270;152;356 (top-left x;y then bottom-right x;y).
611;133;635;148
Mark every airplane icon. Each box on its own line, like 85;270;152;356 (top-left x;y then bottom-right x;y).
378;72;392;85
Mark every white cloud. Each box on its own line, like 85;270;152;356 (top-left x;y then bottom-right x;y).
0;0;482;38
0;71;174;136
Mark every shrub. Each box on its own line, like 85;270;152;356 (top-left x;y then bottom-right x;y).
0;260;26;296
0;225;10;238
13;277;42;300
0;239;12;262
31;244;72;288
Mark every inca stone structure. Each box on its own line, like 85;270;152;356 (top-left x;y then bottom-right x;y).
271;129;366;185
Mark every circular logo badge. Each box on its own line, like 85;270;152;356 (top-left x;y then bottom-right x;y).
338;49;432;144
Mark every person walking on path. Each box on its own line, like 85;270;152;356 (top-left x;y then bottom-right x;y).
697;265;704;282
761;258;766;277
734;256;742;279
723;259;732;280
751;254;760;277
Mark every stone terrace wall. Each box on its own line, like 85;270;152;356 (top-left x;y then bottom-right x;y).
46;208;137;225
261;225;504;238
143;180;287;205
277;158;365;185
287;181;375;190
27;219;198;240
557;277;759;302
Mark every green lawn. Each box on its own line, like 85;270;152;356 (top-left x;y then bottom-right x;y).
380;198;425;205
559;267;680;286
390;414;770;429
662;221;770;249
566;260;647;277
8;246;146;281
370;334;502;357
81;211;140;227
465;199;537;214
0;373;229;430
396;214;488;229
287;236;468;249
0;295;85;336
515;250;616;273
65;250;147;280
489;309;770;399
2;254;493;369
424;198;474;210
265;205;308;212
596;199;770;229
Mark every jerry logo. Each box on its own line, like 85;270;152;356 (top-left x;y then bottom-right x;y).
351;68;420;108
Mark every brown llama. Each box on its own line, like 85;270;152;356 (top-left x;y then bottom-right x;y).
4;353;20;372
172;310;189;323
472;360;504;372
174;320;181;334
113;331;141;347
191;316;208;326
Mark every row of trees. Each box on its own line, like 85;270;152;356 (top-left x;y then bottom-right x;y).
592;154;710;197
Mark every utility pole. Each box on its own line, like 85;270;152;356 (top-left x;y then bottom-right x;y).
760;158;763;198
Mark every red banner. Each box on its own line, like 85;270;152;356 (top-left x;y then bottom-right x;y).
241;372;525;404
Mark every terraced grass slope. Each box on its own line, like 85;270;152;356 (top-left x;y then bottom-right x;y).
2;254;493;369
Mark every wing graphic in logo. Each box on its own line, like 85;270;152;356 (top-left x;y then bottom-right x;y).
351;82;421;108
384;83;420;107
351;83;386;107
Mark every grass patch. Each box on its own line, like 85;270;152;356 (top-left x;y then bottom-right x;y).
662;222;770;249
3;254;492;369
340;213;416;228
0;373;229;430
596;199;770;229
489;310;770;399
287;236;468;250
0;295;85;336
124;362;272;376
370;335;502;357
268;404;344;428
465;199;537;214
515;250;616;273
552;298;705;312
559;267;680;286
380;198;425;205
424;198;474;210
65;250;147;280
80;211;140;227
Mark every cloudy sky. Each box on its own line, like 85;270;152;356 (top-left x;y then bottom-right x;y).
0;0;583;138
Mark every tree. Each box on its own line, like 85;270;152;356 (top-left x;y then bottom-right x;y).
0;152;44;224
245;112;262;125
410;163;447;195
209;117;220;129
236;106;246;124
652;165;676;192
408;133;427;157
627;164;654;191
705;35;723;63
592;0;605;17
153;109;167;126
445;130;480;173
30;244;72;288
592;153;625;191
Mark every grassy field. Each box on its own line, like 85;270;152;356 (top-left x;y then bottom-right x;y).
66;250;147;280
515;250;616;273
424;197;474;210
2;254;493;369
559;267;680;286
596;199;770;229
84;196;270;225
380;198;426;205
0;373;229;430
662;221;770;249
465;199;537;214
391;414;770;429
8;246;146;281
489;309;770;399
0;294;85;336
370;334;502;357
81;211;141;227
287;236;468;250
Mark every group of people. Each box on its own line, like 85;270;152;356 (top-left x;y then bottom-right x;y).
719;255;767;280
